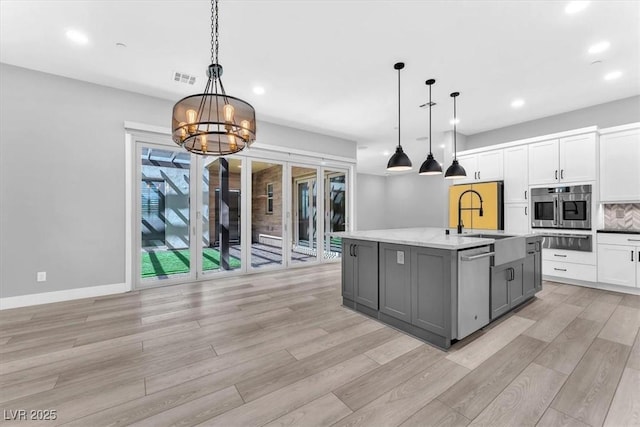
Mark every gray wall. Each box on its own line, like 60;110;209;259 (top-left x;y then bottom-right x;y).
466;96;640;150
355;173;387;230
0;63;355;298
385;173;448;229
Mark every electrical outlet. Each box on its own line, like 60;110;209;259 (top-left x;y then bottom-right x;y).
397;251;405;265
616;209;625;219
37;271;46;282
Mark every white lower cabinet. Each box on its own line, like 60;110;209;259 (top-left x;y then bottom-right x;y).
597;233;640;288
504;203;529;234
542;248;597;282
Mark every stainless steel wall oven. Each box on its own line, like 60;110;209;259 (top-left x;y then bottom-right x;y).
531;185;591;230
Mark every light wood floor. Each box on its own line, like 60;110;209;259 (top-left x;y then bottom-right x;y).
1;263;639;426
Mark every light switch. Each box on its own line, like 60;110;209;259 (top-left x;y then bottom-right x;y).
37;271;46;282
397;251;405;264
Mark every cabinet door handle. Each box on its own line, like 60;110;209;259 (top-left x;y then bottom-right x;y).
555;170;558;180
561;169;564;180
554;254;567;257
349;244;354;257
354;245;358;257
628;239;640;242
478;171;481;180
632;250;635;262
525;206;528;216
554;268;567;272
524;190;527;200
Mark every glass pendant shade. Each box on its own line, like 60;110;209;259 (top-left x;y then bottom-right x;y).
172;92;256;156
419;153;443;175
387;146;412;171
445;159;467;179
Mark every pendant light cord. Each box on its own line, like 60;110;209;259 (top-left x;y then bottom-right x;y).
211;0;219;65
428;83;432;154
397;67;401;149
453;95;457;160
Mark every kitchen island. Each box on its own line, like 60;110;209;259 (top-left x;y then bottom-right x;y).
334;227;542;349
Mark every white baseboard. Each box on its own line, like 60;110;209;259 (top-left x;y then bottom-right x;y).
0;282;130;310
543;275;640;296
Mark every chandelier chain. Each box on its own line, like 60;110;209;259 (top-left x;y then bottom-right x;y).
211;0;219;65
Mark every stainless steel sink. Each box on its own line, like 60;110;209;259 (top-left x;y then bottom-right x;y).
464;233;525;265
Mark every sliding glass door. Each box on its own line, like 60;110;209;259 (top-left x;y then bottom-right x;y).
131;131;353;288
290;165;319;265
136;144;196;287
200;157;244;276
323;169;348;260
249;160;284;269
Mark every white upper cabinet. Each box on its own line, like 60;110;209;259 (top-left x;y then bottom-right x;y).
600;128;640;202
528;139;559;185
455;154;477;184
456;151;503;184
477;151;504;182
528;133;596;185
559;133;596;183
504;145;528;203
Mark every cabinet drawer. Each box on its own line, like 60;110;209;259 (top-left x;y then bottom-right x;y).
597;233;640;245
542;248;595;265
543;260;596;282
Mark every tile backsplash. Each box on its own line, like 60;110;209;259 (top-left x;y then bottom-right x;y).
603;204;640;230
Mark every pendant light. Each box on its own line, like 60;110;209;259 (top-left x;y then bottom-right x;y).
419;79;442;175
387;62;412;171
444;92;467;179
171;0;256;156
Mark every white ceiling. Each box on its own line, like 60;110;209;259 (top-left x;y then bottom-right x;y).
1;1;639;174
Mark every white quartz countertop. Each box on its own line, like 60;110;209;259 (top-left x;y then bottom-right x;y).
332;227;535;250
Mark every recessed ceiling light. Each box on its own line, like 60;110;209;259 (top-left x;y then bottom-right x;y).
450;118;460;125
416;136;429;141
383;151;390;156
588;41;610;54
604;71;622;80
511;99;525;108
66;29;89;45
357;145;368;150
439;144;445;148
115;42;127;48
565;1;589;14
253;86;265;95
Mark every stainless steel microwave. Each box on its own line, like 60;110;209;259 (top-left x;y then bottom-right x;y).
531;185;591;230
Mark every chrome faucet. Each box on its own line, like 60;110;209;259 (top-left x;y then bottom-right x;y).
457;189;484;234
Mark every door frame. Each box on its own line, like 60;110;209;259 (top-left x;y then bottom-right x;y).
125;122;356;291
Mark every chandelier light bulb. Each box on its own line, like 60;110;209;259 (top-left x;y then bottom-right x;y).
223;104;235;123
186;109;198;134
199;134;208;152
240;120;250;140
228;134;237;151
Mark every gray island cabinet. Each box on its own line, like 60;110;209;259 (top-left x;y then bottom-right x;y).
337;228;542;349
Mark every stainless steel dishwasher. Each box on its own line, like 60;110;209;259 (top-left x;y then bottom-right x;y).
457;246;494;339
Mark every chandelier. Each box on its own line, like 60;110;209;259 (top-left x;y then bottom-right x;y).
171;0;256;156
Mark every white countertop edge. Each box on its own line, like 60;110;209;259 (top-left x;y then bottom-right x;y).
331;227;535;250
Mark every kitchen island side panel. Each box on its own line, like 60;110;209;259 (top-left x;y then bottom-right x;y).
410;247;454;340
